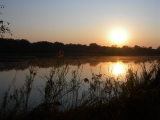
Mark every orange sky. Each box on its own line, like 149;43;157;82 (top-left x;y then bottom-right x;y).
2;0;160;48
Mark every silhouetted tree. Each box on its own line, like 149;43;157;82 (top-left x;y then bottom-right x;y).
53;42;64;53
111;44;118;48
89;43;99;47
0;5;12;38
134;45;141;49
148;46;152;49
122;45;130;48
0;38;159;56
157;46;160;50
31;41;54;53
156;46;160;55
88;43;102;54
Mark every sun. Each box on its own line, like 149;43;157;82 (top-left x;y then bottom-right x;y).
109;28;129;45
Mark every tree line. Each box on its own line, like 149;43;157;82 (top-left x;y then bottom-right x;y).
0;38;160;56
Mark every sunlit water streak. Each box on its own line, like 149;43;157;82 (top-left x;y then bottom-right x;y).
109;62;126;76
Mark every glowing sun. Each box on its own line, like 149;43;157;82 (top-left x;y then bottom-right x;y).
109;28;129;45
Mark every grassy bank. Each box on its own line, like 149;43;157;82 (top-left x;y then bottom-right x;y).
0;61;160;120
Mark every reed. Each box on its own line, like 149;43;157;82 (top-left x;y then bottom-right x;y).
0;65;38;119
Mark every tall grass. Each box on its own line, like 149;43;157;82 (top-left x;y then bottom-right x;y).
0;65;38;119
0;61;160;120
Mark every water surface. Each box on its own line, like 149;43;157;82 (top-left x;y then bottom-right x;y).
0;56;160;107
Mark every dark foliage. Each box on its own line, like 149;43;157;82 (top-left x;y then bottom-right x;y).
0;38;160;56
0;5;12;38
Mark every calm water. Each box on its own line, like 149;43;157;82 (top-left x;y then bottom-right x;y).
0;56;160;107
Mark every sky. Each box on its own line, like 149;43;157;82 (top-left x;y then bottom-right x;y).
1;0;160;48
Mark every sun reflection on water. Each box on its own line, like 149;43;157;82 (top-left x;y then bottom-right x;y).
111;62;126;76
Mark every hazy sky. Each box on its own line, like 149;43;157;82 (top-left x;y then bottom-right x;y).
1;0;160;48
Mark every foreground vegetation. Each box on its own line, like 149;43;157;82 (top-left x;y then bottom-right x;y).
0;60;160;120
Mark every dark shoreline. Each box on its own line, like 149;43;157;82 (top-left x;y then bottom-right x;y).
0;56;160;72
1;55;160;61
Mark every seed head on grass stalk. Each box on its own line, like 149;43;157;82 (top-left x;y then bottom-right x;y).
23;65;38;110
